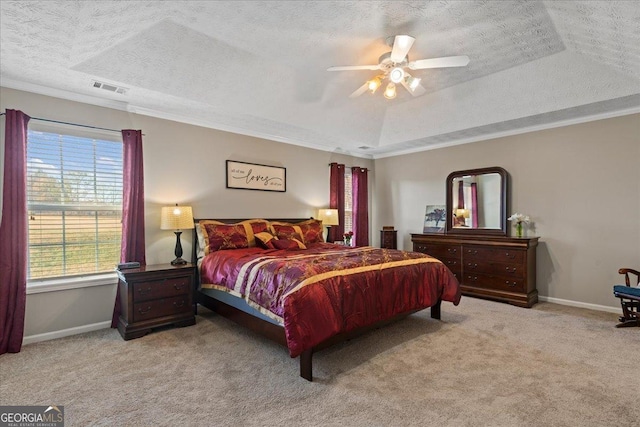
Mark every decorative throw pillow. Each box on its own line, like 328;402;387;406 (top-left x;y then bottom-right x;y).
270;223;304;242
202;223;250;254
297;219;325;244
255;231;277;249
272;237;307;250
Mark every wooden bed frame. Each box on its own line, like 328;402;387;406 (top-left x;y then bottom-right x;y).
192;218;442;381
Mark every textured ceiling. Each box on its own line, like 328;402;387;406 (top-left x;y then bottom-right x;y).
1;1;639;158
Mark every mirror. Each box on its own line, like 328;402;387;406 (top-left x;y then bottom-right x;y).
445;167;508;236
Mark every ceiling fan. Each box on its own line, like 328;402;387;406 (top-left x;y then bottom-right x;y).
327;35;469;99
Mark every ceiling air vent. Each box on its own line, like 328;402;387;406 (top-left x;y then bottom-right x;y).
91;80;128;95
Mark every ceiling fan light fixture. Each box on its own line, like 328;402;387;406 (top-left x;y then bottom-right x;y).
384;83;396;99
389;67;404;83
406;74;421;91
367;76;382;93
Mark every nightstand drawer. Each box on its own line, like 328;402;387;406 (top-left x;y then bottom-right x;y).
133;276;191;302
414;243;461;260
133;295;190;322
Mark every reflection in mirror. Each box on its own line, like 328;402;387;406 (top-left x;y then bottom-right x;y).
446;167;508;236
452;173;502;229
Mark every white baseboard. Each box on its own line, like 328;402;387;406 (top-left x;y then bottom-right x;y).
539;296;620;314
23;321;112;346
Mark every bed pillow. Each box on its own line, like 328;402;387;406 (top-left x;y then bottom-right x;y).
270;222;304;242
272;237;307;250
255;231;277;249
271;219;324;244
297;219;325;244
201;222;250;254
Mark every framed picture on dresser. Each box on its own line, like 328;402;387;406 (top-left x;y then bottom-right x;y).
423;205;446;233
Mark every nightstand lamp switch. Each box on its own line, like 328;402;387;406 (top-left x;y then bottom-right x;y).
160;204;194;265
317;208;339;243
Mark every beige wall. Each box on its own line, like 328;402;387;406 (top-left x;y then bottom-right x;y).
373;114;640;310
0;87;371;338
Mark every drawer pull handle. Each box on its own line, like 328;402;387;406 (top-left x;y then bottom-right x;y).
448;248;458;254
138;287;152;295
505;267;517;273
138;306;152;315
505;281;517;287
505;252;516;259
467;276;478;281
466;249;478;255
467;263;478;268
173;300;185;308
173;283;184;290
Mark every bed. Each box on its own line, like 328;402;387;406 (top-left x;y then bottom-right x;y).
192;218;461;381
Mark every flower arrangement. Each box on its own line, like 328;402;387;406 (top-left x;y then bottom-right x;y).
508;213;530;237
343;231;354;245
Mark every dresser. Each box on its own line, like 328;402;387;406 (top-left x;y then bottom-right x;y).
380;229;398;249
411;234;539;307
116;263;196;340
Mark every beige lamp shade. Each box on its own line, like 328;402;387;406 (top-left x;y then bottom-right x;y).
160;205;194;230
455;208;470;219
317;208;339;226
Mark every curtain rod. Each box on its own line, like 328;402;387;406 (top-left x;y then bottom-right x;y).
328;163;369;171
0;112;143;135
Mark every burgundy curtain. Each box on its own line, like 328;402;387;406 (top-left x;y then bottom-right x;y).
0;109;31;354
457;180;465;209
471;182;479;228
351;167;369;246
111;129;146;328
328;163;345;243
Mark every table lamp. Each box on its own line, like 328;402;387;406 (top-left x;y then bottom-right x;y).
317;208;339;243
160;204;194;265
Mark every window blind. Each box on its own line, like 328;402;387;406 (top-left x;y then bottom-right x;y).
26;129;123;280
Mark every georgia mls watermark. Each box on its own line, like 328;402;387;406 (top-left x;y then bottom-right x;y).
0;406;64;427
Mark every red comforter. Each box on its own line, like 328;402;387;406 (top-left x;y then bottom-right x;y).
200;243;461;357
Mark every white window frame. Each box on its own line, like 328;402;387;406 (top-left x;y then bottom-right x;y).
26;122;123;291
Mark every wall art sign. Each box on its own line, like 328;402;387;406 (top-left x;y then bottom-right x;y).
226;160;286;192
424;205;446;233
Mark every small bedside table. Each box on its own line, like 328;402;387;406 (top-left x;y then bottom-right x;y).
380;229;397;249
116;263;196;340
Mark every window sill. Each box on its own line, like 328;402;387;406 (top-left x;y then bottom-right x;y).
27;272;118;294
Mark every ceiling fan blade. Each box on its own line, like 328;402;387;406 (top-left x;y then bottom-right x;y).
390;35;415;63
327;64;380;71
349;82;369;98
408;55;470;70
400;79;426;97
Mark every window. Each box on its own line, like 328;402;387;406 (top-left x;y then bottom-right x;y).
26;126;123;280
343;167;353;233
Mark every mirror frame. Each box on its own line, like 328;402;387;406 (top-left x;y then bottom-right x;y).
445;166;509;236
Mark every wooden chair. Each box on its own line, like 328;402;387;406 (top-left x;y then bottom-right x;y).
613;268;640;328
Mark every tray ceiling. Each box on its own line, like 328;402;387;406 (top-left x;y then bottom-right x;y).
1;1;639;158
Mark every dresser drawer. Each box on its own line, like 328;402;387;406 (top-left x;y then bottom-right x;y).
133;276;191;302
463;260;525;278
133;295;191;322
463;273;525;293
462;246;525;264
414;243;461;260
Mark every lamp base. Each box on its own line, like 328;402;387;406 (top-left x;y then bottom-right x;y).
171;257;187;266
326;225;334;243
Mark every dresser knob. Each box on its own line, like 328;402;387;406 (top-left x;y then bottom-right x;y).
138;306;151;314
448;248;457;254
505;252;515;259
173;283;184;290
467;263;478;268
467;276;478;281
173;300;185;308
138;287;152;295
505;281;517;287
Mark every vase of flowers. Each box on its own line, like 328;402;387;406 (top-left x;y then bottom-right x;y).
343;231;353;246
508;213;530;238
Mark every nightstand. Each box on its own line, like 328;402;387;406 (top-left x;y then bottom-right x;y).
116;263;196;340
380;229;397;249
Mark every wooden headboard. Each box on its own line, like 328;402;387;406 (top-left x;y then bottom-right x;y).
191;217;313;264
